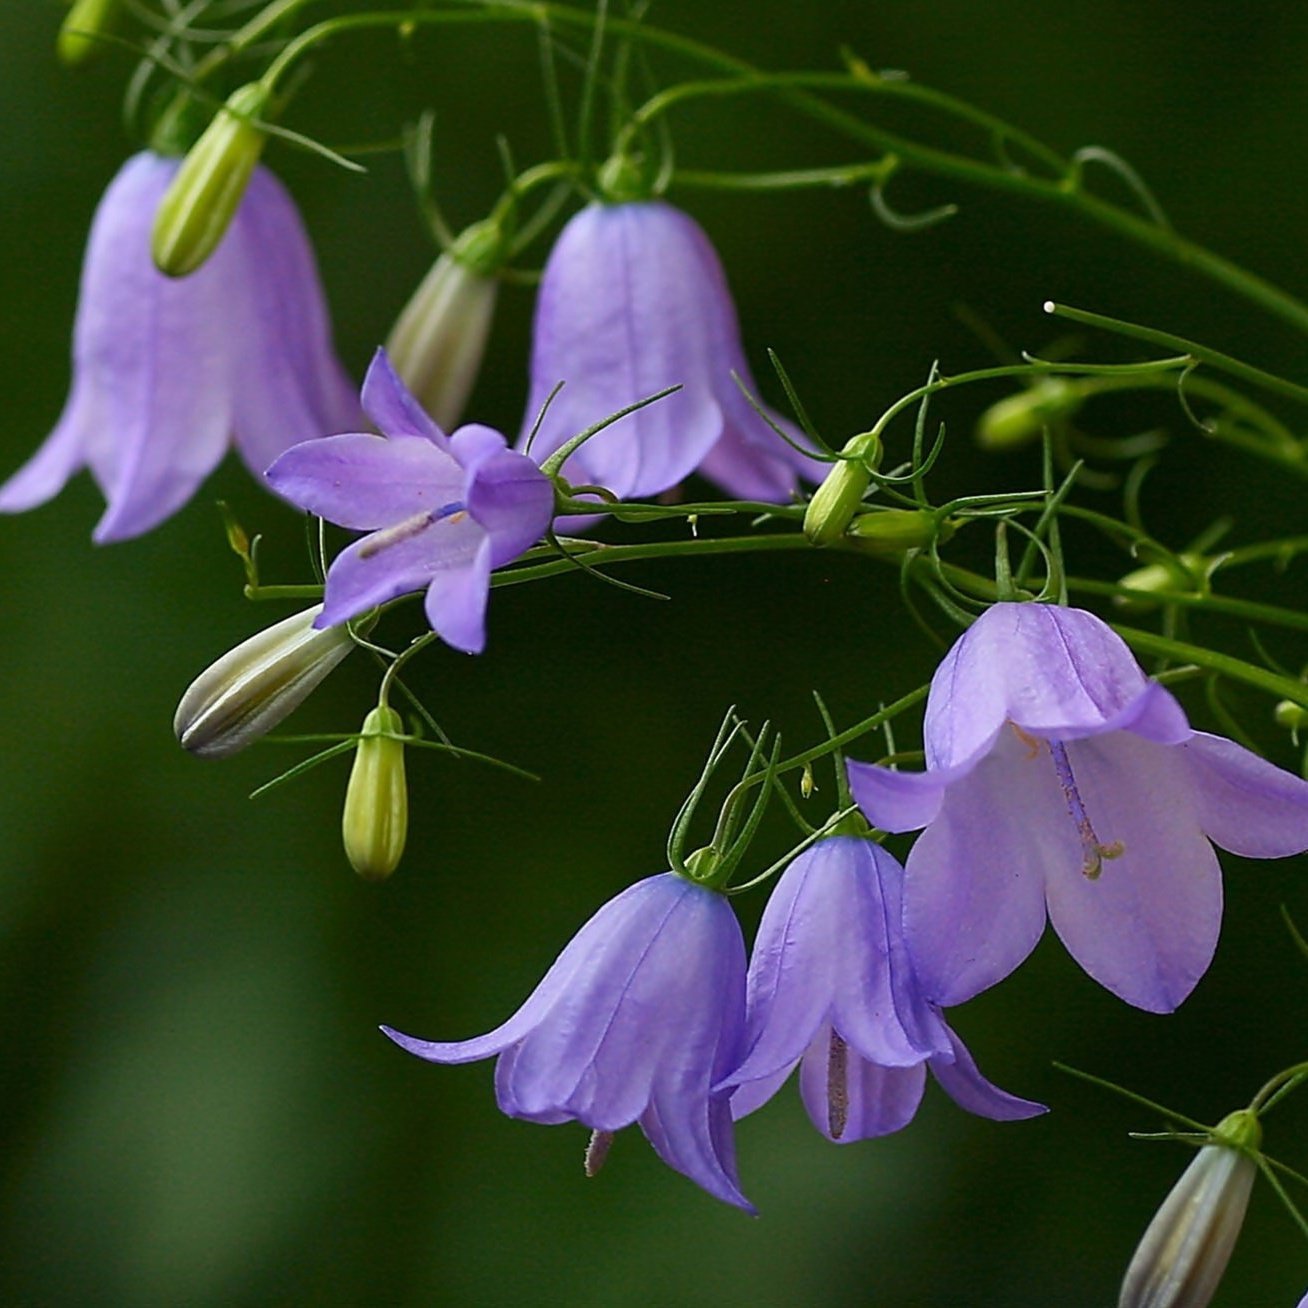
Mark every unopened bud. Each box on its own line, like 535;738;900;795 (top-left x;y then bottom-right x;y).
58;0;119;64
1119;1109;1261;1308
152;82;270;277
342;705;408;881
802;435;882;547
174;606;353;758
1275;700;1308;732
1113;553;1205;613
976;378;1083;451
847;508;954;556
385;225;501;429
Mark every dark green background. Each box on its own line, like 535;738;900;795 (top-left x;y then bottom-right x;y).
2;2;1307;1304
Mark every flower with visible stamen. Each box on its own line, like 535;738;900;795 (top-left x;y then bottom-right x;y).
381;871;754;1211
267;350;554;655
848;601;1308;1012
719;836;1044;1140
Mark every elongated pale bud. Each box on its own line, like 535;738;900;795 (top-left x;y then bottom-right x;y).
847;508;955;556
385;222;502;429
802;434;882;546
1113;553;1206;613
152;82;270;277
58;0;119;64
976;377;1083;451
342;706;408;881
175;606;354;759
1119;1109;1261;1308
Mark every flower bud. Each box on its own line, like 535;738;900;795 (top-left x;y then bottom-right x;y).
1275;700;1308;732
802;435;882;547
342;706;409;881
1119;1109;1262;1308
152;82;270;277
975;378;1083;451
847;508;955;556
174;606;354;759
384;223;501;429
1112;554;1205;613
57;0;119;65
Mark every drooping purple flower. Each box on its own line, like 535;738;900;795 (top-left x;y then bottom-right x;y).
0;151;358;542
381;871;753;1211
519;200;823;502
848;601;1308;1013
720;837;1044;1141
267;350;553;655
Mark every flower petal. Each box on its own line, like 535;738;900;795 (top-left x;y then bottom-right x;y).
927;1021;1045;1121
1182;731;1308;858
902;727;1067;1004
796;1028;927;1142
641;1090;754;1213
847;757;965;833
267;432;464;531
1045;731;1222;1012
0;386;92;513
361;348;448;446
461;442;555;567
424;534;493;654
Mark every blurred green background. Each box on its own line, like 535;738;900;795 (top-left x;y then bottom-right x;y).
3;1;1308;1304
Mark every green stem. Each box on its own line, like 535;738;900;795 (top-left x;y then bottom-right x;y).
671;161;893;193
1250;1061;1308;1115
1068;576;1308;636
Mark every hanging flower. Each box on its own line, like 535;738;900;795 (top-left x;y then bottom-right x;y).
267;350;554;655
719;836;1044;1140
519;200;822;503
382;871;754;1211
0;152;358;543
848;601;1308;1013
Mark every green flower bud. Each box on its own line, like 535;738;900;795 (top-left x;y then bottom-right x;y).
1275;700;1308;731
847;508;955;556
342;706;408;882
1112;553;1205;613
174;606;354;758
152;82;270;278
802;435;882;547
975;378;1083;451
1119;1109;1261;1308
57;0;119;65
385;225;501;430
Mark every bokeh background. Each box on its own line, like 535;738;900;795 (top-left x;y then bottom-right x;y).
3;1;1308;1304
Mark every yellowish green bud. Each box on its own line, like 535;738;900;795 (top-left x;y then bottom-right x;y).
385;226;501;430
152;82;270;278
1119;1109;1261;1308
1113;553;1206;613
802;435;882;547
847;509;954;557
975;378;1083;451
58;0;119;65
174;606;354;759
342;706;409;882
1275;700;1308;731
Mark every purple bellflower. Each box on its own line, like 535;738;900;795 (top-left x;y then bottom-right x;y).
267;350;554;655
848;601;1308;1013
720;837;1044;1141
519;200;823;503
0;152;358;542
382;872;754;1211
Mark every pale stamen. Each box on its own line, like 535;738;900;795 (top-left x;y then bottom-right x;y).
357;501;466;559
584;1128;615;1177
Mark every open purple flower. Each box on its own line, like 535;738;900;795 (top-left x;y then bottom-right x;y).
267;351;553;655
720;837;1043;1140
848;602;1308;1013
382;871;753;1211
0;151;358;542
519;200;822;502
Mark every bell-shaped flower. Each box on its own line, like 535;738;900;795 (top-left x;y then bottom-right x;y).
720;836;1043;1141
0;152;358;542
519;200;822;503
381;871;753;1211
267;350;554;655
848;602;1308;1013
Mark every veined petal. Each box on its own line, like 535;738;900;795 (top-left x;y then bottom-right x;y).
424;534;493;654
1045;731;1222;1013
903;728;1067;1004
847;757;967;833
927;1021;1045;1121
924;603;1153;771
461;442;554;567
0;385;93;513
1182;731;1308;858
796;1028;927;1142
361;348;448;447
266;431;464;531
641;1088;754;1214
